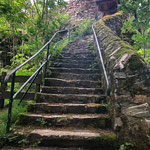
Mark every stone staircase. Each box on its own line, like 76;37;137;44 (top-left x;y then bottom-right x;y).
13;35;117;150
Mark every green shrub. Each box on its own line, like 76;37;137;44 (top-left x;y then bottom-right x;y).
71;18;95;39
0;100;33;147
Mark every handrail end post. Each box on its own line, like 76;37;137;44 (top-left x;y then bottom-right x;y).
6;72;16;133
43;44;50;79
68;29;70;41
107;88;111;96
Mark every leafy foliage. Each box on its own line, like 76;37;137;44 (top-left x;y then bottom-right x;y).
119;0;150;63
0;100;33;147
71;18;95;40
0;0;68;71
119;142;133;150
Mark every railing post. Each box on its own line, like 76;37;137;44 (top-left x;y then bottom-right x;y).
43;44;50;78
0;72;7;109
35;73;42;93
68;29;70;41
6;72;16;133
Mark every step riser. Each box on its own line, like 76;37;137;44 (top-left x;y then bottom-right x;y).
60;53;96;57
28;104;107;114
44;80;101;88
51;59;96;64
52;56;96;61
35;94;106;104
28;135;116;149
17;115;111;129
42;87;104;95
47;73;101;81
50;63;99;69
49;68;100;74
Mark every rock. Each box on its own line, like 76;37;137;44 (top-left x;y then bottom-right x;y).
123;103;150;118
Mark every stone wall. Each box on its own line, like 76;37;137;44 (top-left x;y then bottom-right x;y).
66;0;99;21
96;0;119;17
94;12;150;150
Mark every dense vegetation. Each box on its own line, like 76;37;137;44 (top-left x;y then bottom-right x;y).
0;0;69;147
0;0;68;73
119;0;150;63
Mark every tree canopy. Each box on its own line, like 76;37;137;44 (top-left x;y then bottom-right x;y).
0;0;68;69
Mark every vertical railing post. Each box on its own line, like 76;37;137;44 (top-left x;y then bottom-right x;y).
36;73;42;93
6;72;16;133
68;28;70;41
0;72;7;109
43;43;50;78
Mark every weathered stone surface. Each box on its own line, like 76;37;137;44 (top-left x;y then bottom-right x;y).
96;0;119;17
94;12;150;150
44;78;101;88
36;93;106;104
66;0;99;21
28;103;107;114
123;103;150;118
41;86;104;94
48;72;101;81
17;113;111;129
49;68;100;74
27;129;116;149
50;62;98;69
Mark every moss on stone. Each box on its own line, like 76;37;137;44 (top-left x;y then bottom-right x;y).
34;92;40;101
127;54;144;70
96;133;118;149
100;11;123;23
94;11;138;64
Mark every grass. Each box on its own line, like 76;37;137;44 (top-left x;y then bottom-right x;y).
0;99;34;147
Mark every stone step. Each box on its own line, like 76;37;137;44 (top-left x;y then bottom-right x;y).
1;146;80;150
49;62;99;69
17;114;111;129
28;103;107;114
41;86;104;95
49;68;100;74
47;72;101;81
2;146;106;150
51;57;96;63
26;129;116;149
35;93;106;104
44;78;101;88
53;56;96;61
61;52;96;58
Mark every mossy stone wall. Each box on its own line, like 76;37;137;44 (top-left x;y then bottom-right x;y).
94;12;150;150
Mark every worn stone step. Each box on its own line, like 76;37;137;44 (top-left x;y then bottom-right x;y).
28;103;107;114
49;68;100;74
1;146;107;150
61;52;96;57
26;129;116;149
44;78;101;88
51;57;96;64
47;73;101;81
35;93;106;104
53;59;96;65
49;62;99;69
17;113;111;129
41;87;104;95
1;147;76;150
54;56;96;61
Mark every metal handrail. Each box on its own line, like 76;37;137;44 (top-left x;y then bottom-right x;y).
92;23;110;96
4;29;70;83
5;27;76;132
